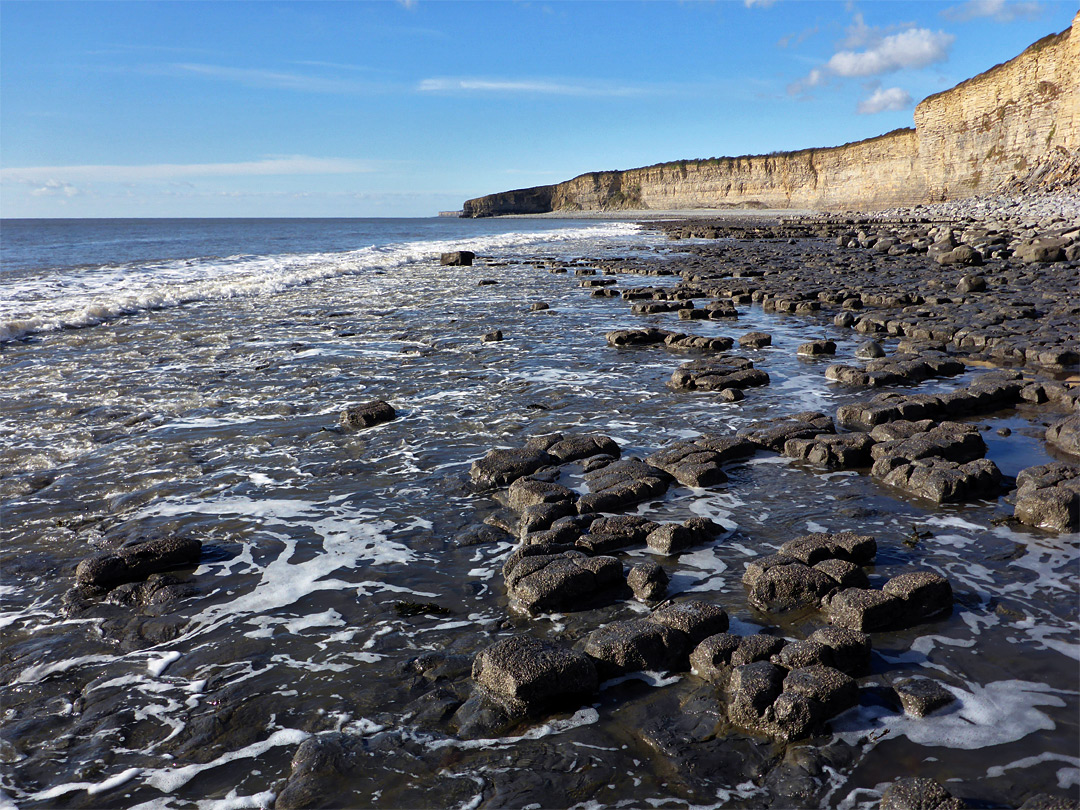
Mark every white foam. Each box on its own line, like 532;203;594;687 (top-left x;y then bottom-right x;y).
1;222;640;343
143;728;309;792
147;651;181;677
832;679;1066;749
28;767;143;802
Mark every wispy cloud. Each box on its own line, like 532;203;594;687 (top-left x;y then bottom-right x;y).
1;156;379;185
28;179;82;198
417;77;646;97
941;0;1042;22
170;63;380;94
745;0;778;7
857;86;913;114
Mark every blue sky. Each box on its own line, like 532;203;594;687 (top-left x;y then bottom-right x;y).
1;0;1074;218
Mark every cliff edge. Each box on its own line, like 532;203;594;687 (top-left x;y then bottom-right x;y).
462;13;1079;216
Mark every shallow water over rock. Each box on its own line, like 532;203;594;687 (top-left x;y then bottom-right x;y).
1;224;1077;809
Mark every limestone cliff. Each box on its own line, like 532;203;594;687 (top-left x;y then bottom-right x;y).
462;13;1079;216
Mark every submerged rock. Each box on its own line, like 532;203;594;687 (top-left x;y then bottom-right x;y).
75;536;202;590
879;776;967;810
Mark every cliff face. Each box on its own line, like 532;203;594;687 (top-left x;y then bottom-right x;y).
914;19;1080;200
462;13;1079;216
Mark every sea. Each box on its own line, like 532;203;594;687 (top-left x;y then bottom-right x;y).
1;217;1077;809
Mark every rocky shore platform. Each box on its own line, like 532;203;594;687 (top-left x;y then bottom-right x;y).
278;192;1079;808
4;195;1077;810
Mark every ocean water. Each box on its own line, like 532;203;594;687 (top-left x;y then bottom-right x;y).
0;218;1077;809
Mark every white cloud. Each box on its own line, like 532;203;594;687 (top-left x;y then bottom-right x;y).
417;77;644;97
942;0;1042;22
745;0;778;8
28;179;81;197
1;156;378;185
857;86;914;114
826;28;955;77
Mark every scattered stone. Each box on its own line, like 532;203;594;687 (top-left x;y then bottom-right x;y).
893;677;956;717
797;340;837;357
482;330;503;342
669;356;770;393
880;777;966;810
340;400;397;431
440;251;475;266
739;331;772;348
628;562;669;602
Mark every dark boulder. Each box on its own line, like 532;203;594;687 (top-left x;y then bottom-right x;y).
470;447;553;488
893;677;955;717
340;400;396;431
440;251;475;266
583;619;688;678
578;459;671;513
628;561;669;602
471;634;598;713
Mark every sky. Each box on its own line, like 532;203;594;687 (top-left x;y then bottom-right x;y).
1;0;1075;218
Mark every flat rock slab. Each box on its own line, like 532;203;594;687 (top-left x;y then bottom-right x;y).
470;447;553;489
340;400;396;431
472;634;598;713
669;357;770;393
76;537;202;590
505;550;623;614
870;421;986;465
649;600;729;646
576;515;658;554
784;432;875;468
579;459;672;513
1014;462;1080;532
646;517;721;554
826;353;964;388
737;412;835;451
873;456;1002;503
